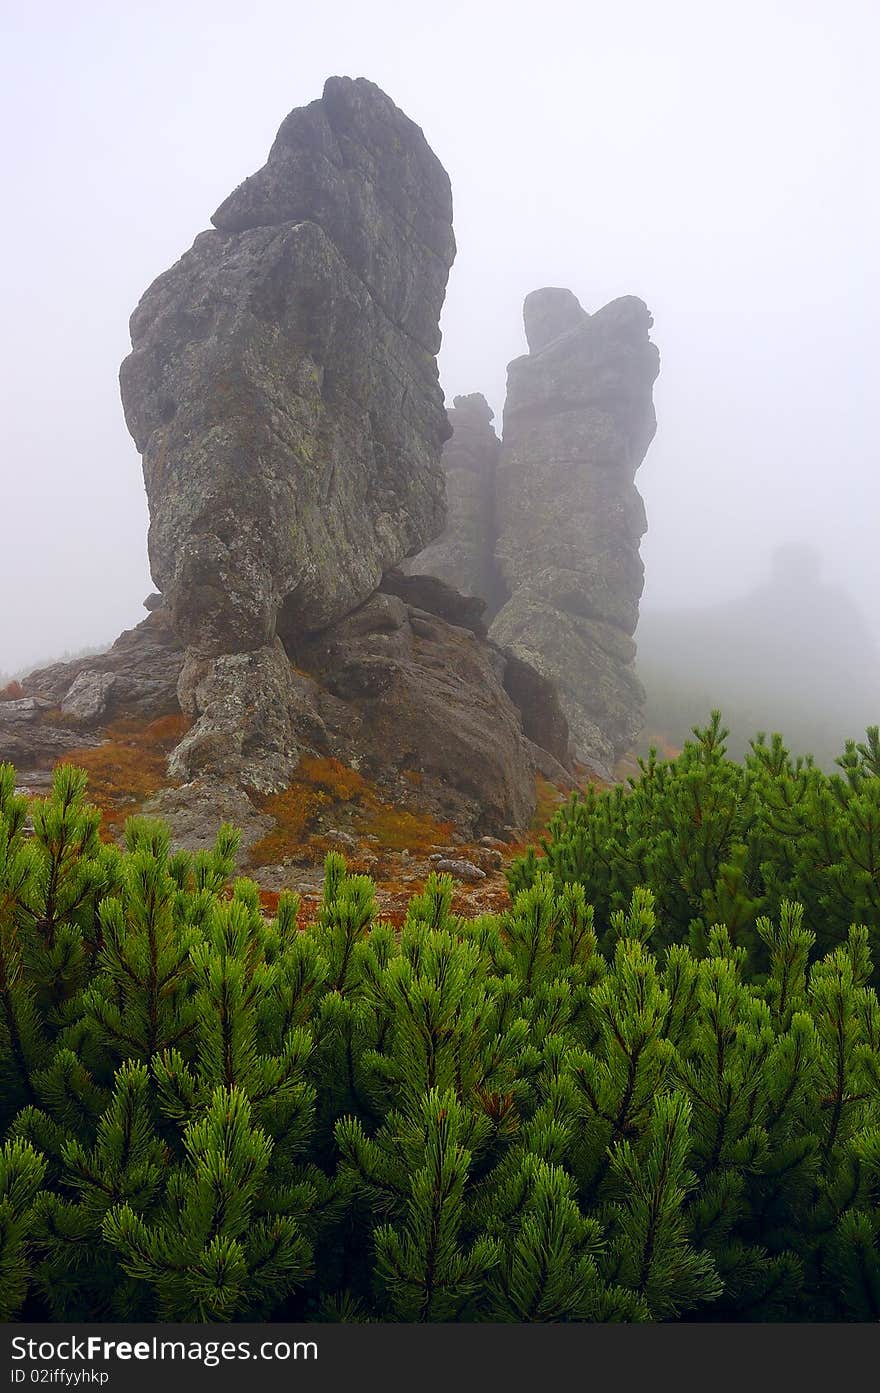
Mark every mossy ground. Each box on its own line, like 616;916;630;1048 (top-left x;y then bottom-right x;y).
249;755;456;870
39;714;602;922
58;714;191;835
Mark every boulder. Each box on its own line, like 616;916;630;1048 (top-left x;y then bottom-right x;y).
60;670;117;724
291;585;570;835
379;567;488;635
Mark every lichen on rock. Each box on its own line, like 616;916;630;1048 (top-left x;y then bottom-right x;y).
119;76;456;786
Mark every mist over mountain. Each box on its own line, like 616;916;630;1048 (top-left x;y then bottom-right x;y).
637;542;880;764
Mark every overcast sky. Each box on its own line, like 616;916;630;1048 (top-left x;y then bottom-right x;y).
1;0;877;675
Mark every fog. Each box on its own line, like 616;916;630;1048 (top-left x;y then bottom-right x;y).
638;542;880;765
2;2;878;746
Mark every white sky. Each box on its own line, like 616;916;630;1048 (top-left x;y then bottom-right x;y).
1;0;877;673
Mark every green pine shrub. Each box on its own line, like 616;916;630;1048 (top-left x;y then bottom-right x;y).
510;712;880;967
1;723;880;1324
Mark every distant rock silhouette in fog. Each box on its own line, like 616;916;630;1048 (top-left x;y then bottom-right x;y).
406;288;661;779
637;542;880;764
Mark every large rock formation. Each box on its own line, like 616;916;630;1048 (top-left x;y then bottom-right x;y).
405;288;660;777
2;79;579;847
401;393;501;606
490;290;660;776
119;76;456;789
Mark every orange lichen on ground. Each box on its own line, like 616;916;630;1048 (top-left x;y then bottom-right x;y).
249;754;454;868
57;713;191;835
258;888;283;916
250;757;368;864
353;802;453;855
300;756;369;800
0;680;25;701
249;785;328;863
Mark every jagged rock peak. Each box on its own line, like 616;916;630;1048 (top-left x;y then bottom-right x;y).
522;287;589;353
212;76;455;355
120;78;456;790
491;286;660;777
451;391;495;421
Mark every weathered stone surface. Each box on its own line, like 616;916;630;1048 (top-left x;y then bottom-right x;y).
290;587;564;834
0;698;101;769
60;670;117;724
490;289;659;775
500;649;571;768
379;567;488;636
495;600;644;769
119;77;456;791
401;393;501;604
120;76;454;666
434;858;486;883
141;780;275;864
170;640;327;794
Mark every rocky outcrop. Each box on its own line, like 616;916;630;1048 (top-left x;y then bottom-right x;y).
0;608;182;772
2;81;582;848
406;289;660;777
23;609;184;724
288;575;572;834
491;289;659;775
401;393;501;605
0;697;101;771
4;584;572;838
119;76;455;789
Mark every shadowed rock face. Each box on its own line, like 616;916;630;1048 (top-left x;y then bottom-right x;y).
119;76;456;789
491;289;660;775
401;393;501;605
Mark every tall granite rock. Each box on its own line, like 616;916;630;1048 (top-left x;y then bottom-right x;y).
401;393;501;606
490;289;660;775
119;77;456;789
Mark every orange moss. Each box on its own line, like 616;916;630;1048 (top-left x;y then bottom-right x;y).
296;756;369;801
249;753;454;869
0;680;24;702
353;802;453;855
58;713;191;836
402;769;423;787
249;784;329;864
258;888;282;916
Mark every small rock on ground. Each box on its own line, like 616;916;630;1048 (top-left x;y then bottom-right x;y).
433;858;486;883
